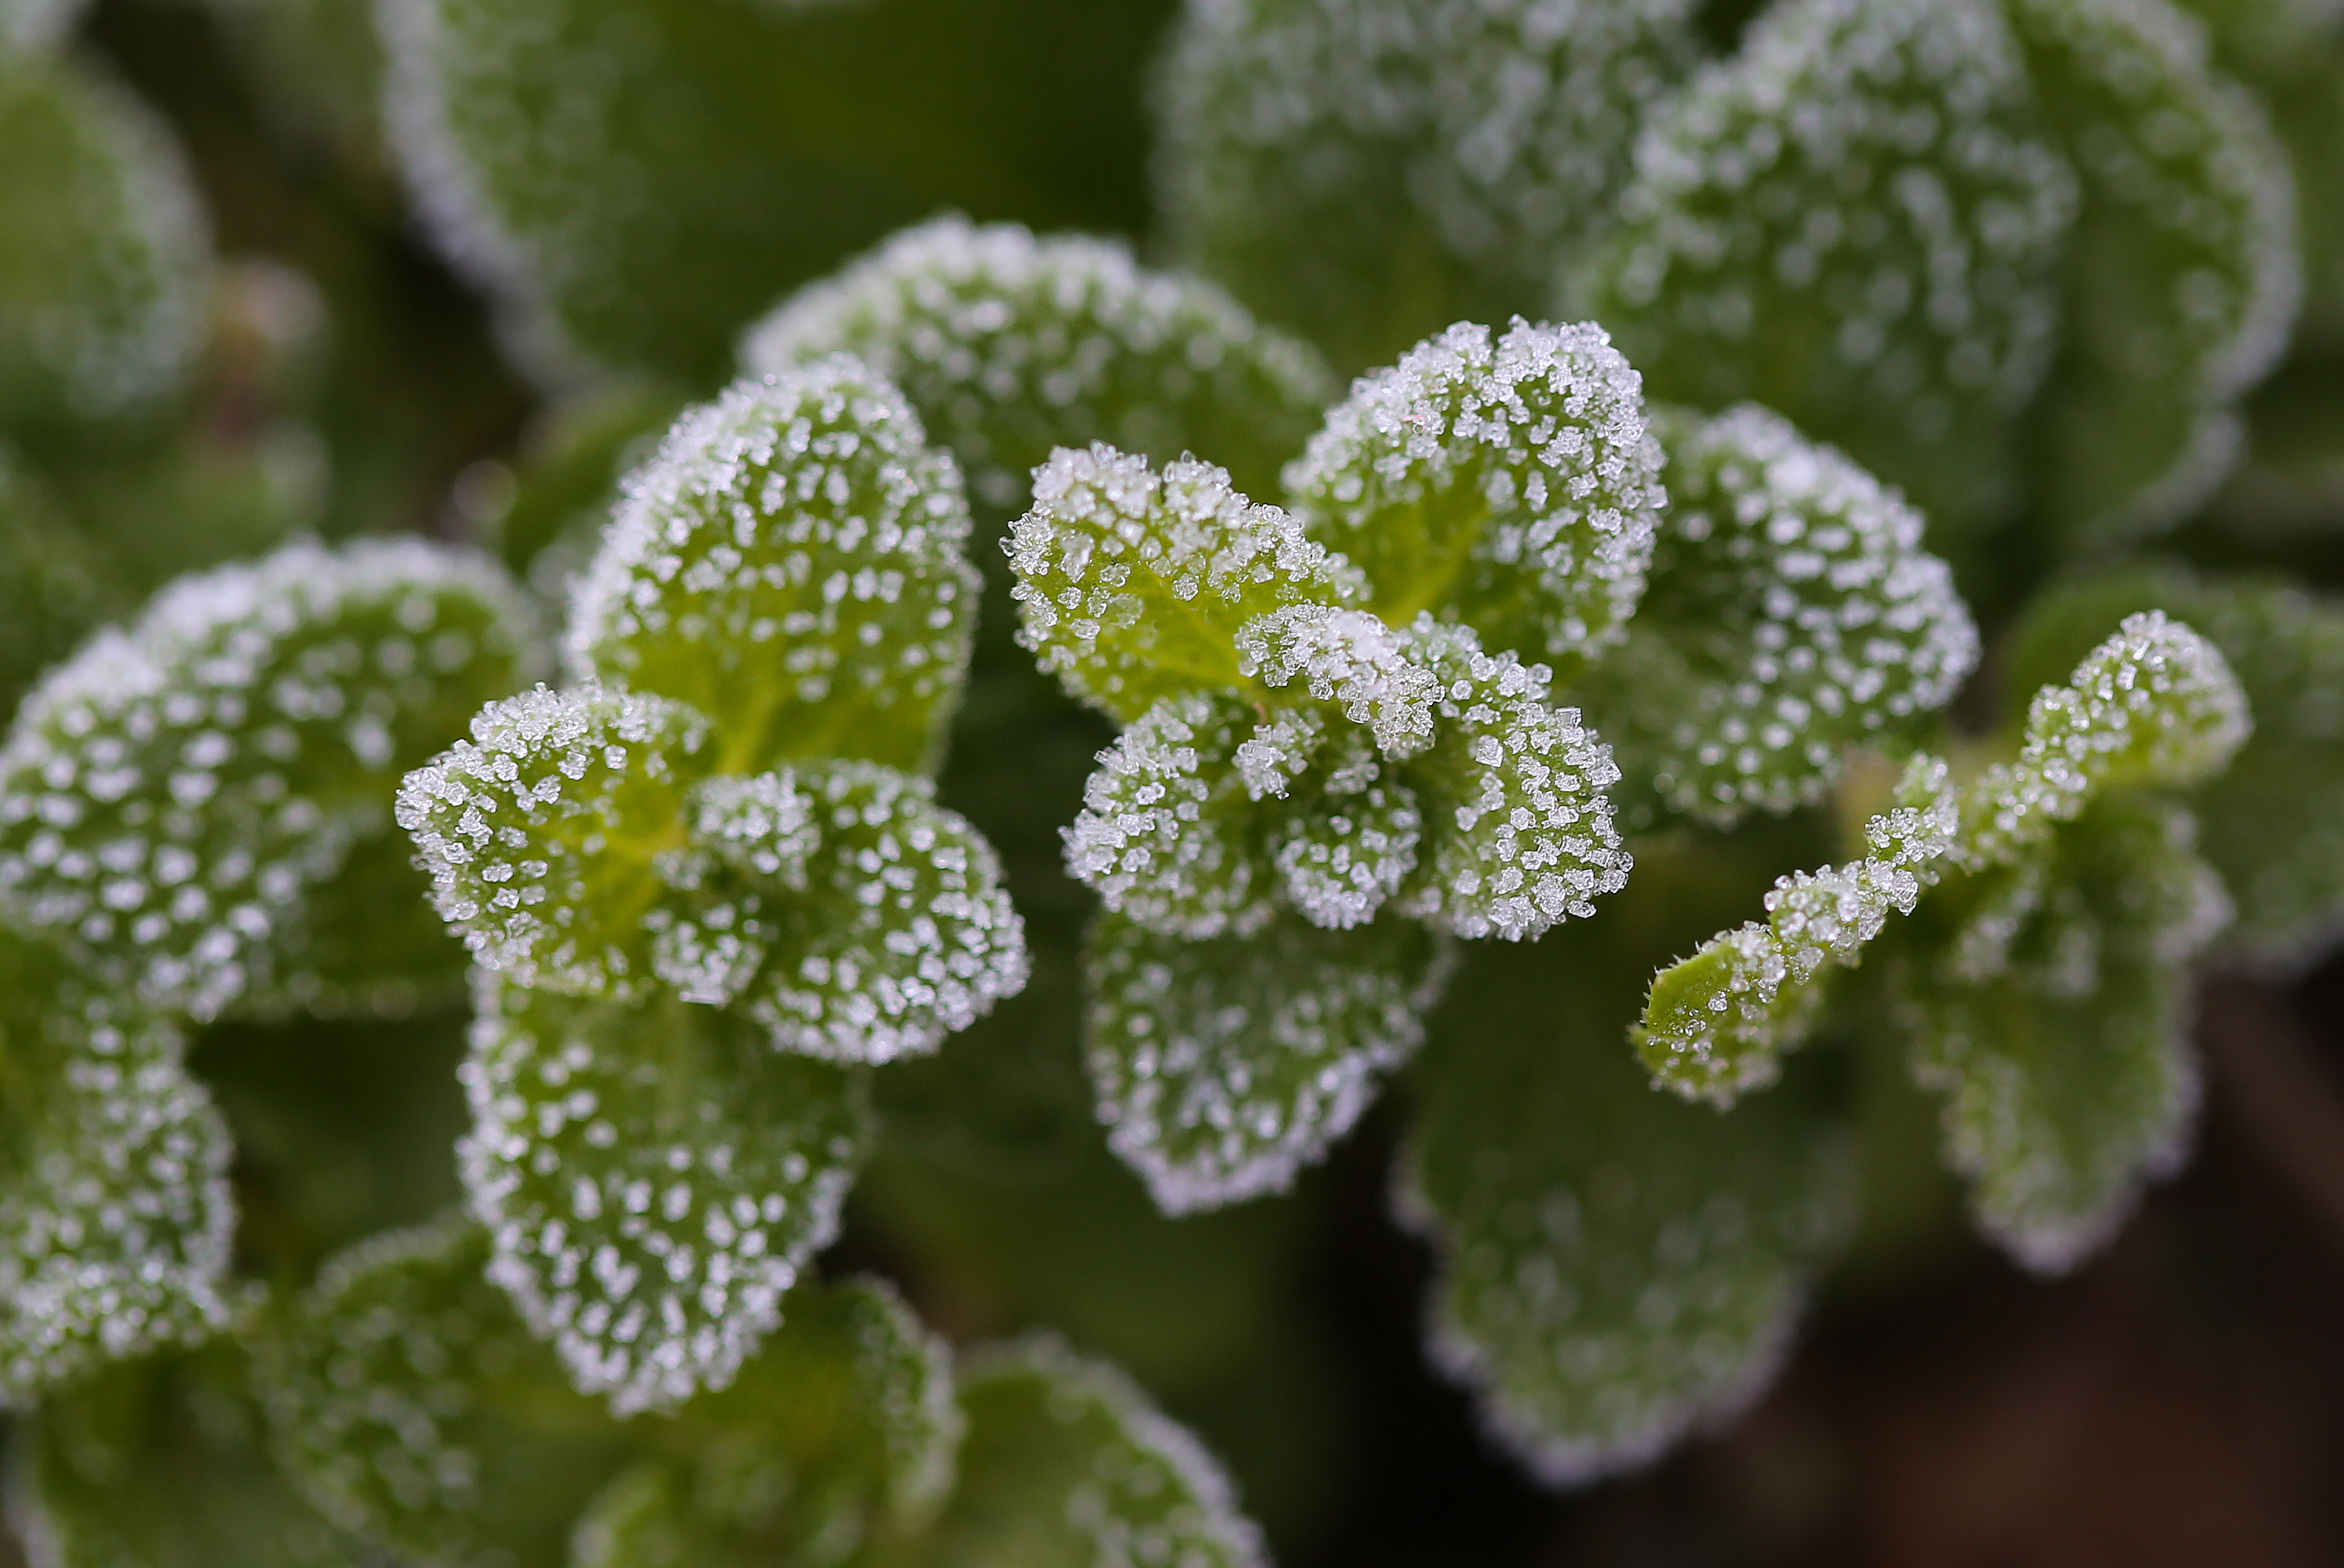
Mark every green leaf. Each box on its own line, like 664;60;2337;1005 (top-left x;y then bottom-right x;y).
566;365;979;777
1;930;234;1404
1637;755;1960;1103
0;52;208;429
573;1278;959;1568
2009;0;2301;541
1283;319;1666;671
1582;403;1978;826
1566;0;2078;534
461;973;874;1414
1897;793;2227;1270
1154;0;1700;370
0;538;537;1020
1005;445;1365;722
890;1337;1266;1568
261;1217;636;1568
1085;909;1454;1215
1405;946;1854;1485
9;1341;358;1568
740;216;1336;510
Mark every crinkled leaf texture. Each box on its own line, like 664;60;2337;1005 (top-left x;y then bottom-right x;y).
1404;946;1854;1486
1;930;233;1404
0;52;208;427
893;1337;1267;1568
1154;0;1701;368
1582;403;1978;829
400;685;1028;1062
460;973;874;1414
0;537;536;1020
1283;319;1666;672
263;1218;637;1568
2009;0;2301;542
572;1277;959;1568
1086;910;1455;1214
566;363;978;777
740;216;1336;510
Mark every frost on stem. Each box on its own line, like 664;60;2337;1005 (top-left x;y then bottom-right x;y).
740;215;1337;510
1283;319;1666;672
0;538;536;1022
1155;0;1700;368
1583;403;1979;829
460;974;873;1416
1087;910;1454;1214
1567;0;2078;535
0;53;209;428
914;1338;1268;1568
1;930;233;1404
567;363;979;778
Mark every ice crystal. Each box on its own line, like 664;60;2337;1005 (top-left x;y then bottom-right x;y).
566;362;978;777
1284;319;1666;669
0;930;233;1404
740;215;1336;510
1586;403;1979;826
0;53;208;426
460;974;873;1416
0;537;535;1021
1087;910;1454;1213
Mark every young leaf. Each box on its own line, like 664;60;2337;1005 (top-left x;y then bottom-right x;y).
893;1337;1267;1568
1004;445;1364;722
10;1342;358;1568
572;1278;959;1568
1086;910;1455;1215
1405;948;1854;1486
1637;755;1961;1103
0;538;536;1020
739;216;1337;510
0;53;208;429
1899;794;2227;1271
461;972;873;1414
1283;319;1666;671
565;364;979;777
1566;0;2078;534
1583;403;1978;826
1;930;234;1404
262;1217;636;1568
2008;0;2302;541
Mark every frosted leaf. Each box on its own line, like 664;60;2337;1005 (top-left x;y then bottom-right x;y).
1585;404;1979;827
1268;778;1423;929
1637;755;1961;1103
1005;445;1365;722
11;1343;358;1568
1;932;233;1404
2010;0;2302;541
1403;964;1853;1486
566;364;978;775
729;760;1028;1065
1234;605;1440;757
1567;0;2078;533
1154;0;1700;369
396;683;714;999
0;55;208;427
1389;619;1629;941
572;1277;959;1568
0;447;113;719
461;973;873;1414
1086;910;1454;1215
895;1336;1268;1568
738;215;1336;510
262;1218;635;1568
0;538;536;1021
1062;692;1280;941
1900;795;2226;1271
1283;319;1666;668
